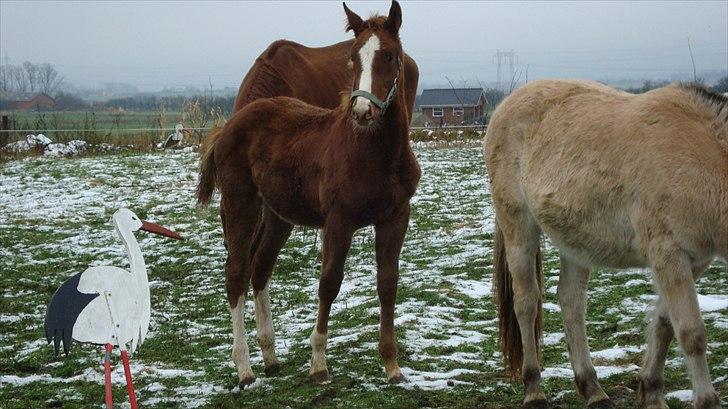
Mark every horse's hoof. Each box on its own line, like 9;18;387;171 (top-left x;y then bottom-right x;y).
587;398;614;409
238;376;256;389
309;370;330;384
264;362;281;377
522;399;548;409
388;373;407;384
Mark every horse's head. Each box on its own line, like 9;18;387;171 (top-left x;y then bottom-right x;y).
344;1;403;129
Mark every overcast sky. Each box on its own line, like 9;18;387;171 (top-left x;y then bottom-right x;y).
1;1;726;91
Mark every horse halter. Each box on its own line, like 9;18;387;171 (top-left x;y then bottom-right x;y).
350;57;402;114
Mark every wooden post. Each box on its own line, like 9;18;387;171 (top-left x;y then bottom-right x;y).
0;115;8;147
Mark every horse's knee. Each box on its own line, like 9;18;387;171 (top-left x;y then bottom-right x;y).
676;325;706;356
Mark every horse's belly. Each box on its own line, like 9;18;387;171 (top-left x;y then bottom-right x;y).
528;191;648;268
545;226;647;268
256;167;324;227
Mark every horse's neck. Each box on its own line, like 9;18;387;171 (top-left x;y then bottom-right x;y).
350;97;410;160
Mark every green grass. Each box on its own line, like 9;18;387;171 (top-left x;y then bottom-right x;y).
0;148;725;408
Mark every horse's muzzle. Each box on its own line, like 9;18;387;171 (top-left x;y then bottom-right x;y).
352;100;374;126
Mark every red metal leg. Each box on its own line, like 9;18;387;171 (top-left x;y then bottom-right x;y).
104;343;113;409
120;350;138;409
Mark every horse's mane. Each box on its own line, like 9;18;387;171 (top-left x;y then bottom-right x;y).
679;83;728;138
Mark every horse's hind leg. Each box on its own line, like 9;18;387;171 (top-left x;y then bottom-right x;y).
638;261;713;409
500;212;546;407
638;298;673;409
220;177;261;388
558;255;611;408
250;206;293;376
650;250;719;409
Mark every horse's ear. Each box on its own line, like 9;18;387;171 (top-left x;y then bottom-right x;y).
386;0;402;33
343;2;365;36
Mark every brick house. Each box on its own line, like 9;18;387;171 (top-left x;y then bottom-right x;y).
0;92;56;111
417;88;487;126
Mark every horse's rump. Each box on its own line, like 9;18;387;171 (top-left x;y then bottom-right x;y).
486;79;727;268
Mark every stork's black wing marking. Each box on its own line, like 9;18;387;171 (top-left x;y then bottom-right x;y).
44;272;99;355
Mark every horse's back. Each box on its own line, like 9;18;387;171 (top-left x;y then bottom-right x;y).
234;39;353;111
485;79;727;267
233;39;419;118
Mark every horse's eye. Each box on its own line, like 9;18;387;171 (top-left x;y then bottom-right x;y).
385;53;393;62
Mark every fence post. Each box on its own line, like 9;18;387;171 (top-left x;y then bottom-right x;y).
0;116;8;147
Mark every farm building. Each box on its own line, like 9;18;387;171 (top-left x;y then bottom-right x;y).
0;91;56;111
417;88;487;126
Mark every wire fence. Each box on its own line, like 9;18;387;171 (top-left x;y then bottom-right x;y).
0;124;487;134
0;126;213;133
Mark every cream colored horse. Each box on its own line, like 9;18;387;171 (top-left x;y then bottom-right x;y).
485;79;726;409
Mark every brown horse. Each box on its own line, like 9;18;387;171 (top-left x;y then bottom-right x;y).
197;1;420;387
485;80;726;409
233;28;419;118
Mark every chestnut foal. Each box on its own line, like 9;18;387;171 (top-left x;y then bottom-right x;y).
197;1;419;387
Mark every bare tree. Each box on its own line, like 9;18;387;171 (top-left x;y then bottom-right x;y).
10;65;28;92
444;75;466;125
0;65;9;92
23;61;39;92
37;63;64;94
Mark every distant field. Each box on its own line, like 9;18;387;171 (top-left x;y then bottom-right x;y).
0;147;725;408
0;110;187;145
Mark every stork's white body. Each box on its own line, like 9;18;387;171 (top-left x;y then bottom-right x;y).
75;210;151;353
46;209;154;354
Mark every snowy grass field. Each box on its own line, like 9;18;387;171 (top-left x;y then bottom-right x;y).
0;147;726;408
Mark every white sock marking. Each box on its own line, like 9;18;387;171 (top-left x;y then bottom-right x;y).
254;285;278;367
230;294;253;381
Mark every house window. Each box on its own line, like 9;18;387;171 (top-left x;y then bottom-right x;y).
432;107;443;117
453;106;464;116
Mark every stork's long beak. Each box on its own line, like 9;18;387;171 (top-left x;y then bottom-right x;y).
140;220;184;240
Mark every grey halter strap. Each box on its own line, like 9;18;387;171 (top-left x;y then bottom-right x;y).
350;58;402;113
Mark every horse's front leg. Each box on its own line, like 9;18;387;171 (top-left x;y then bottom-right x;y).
374;205;410;383
558;255;611;408
309;216;354;383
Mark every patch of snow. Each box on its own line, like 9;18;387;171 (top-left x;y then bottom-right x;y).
455;279;491;298
44;140;87;157
399;367;476;390
543;332;564;347
542;364;639;379
665;389;692;402
590;345;642;361
698;294;728;312
3;134;52;153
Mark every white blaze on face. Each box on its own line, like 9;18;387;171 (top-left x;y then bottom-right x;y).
353;34;381;114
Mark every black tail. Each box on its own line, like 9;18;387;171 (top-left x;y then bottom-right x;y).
44;272;99;355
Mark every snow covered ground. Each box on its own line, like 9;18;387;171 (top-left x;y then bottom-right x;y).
0;148;725;408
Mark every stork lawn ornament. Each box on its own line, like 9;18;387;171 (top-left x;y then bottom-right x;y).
44;208;183;409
